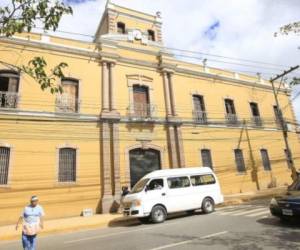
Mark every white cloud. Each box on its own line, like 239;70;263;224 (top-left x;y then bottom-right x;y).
34;0;300;123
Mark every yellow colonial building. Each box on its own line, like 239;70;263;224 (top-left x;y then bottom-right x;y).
0;2;299;225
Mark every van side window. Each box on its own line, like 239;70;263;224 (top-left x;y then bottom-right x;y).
167;176;190;189
190;174;216;186
148;179;164;190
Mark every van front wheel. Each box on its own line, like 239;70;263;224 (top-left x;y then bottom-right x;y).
202;198;215;214
151;205;167;223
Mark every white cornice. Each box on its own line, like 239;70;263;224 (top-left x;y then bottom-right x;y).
0;36;99;58
0;36;290;95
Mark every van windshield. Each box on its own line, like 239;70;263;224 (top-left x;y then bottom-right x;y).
131;178;149;194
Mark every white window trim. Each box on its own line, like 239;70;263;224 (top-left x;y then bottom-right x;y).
127;74;154;116
56;144;79;185
57;77;82;114
0;142;14;188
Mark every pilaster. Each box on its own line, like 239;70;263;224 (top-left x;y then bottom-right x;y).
162;71;172;117
175;126;185;167
167;125;179;168
102;62;109;112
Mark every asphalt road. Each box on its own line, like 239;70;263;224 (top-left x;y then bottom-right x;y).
1;199;300;250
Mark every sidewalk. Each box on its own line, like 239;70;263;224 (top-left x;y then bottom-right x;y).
221;186;287;206
0;213;129;242
0;186;287;242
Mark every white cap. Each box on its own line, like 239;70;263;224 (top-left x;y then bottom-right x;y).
30;196;38;202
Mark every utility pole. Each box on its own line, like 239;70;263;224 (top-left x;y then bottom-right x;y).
270;65;299;181
244;121;260;191
237;120;260;190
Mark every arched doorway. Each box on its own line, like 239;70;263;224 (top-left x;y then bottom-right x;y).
129;148;161;187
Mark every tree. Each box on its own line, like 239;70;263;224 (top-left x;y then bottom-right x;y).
275;21;300;37
275;22;300;87
0;0;73;93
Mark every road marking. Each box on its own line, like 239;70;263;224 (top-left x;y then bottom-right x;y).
231;207;266;216
217;207;256;215
148;231;228;250
64;221;179;244
246;210;270;217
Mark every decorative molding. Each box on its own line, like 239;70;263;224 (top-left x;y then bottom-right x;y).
55;145;79;186
124;143;166;187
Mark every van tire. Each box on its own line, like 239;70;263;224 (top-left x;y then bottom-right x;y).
151;205;167;223
202;198;215;214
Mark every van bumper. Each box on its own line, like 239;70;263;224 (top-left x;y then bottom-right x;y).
123;207;149;218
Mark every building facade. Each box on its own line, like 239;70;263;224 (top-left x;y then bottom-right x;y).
0;2;299;225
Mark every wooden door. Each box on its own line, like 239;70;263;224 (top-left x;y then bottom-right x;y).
133;85;149;117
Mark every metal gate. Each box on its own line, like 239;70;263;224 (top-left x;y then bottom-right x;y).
129;148;161;187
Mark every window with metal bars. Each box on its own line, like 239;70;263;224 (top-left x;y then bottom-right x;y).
0;147;10;185
260;149;271;171
234;149;246;173
58;148;76;182
201;149;213;169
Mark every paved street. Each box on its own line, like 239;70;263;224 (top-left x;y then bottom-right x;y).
1;200;300;250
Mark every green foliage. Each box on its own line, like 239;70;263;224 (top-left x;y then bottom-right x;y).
275;21;300;37
0;0;72;36
0;0;73;93
290;77;300;86
22;57;67;93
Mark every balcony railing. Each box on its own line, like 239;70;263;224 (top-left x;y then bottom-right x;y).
251;116;263;127
225;113;239;125
127;103;156;120
193;110;208;124
0;91;18;108
56;94;79;113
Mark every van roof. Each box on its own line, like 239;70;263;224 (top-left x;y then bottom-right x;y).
143;167;214;179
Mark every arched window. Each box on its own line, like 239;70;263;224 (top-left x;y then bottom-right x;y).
193;95;206;123
0;146;10;185
234;149;246;173
56;78;79;113
0;70;19;108
147;30;155;41
201;149;213;169
133;85;150;117
117;22;126;34
58;148;76;182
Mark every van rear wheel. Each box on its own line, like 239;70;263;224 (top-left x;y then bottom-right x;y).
151;205;167;223
202;198;215;214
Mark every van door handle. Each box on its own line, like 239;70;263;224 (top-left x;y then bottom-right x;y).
161;193;166;196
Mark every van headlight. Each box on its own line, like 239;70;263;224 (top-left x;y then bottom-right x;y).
131;200;141;207
270;198;278;206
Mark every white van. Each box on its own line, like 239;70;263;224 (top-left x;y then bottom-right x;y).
122;167;224;223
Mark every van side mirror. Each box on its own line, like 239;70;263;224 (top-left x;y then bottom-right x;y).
145;185;149;192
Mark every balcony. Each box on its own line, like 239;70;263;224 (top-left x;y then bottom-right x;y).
55;94;79;113
127;103;156;121
225;113;239;125
251;116;263;127
193;110;208;124
0;91;18;108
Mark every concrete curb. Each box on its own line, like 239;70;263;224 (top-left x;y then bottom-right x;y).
0;187;287;242
0;214;136;242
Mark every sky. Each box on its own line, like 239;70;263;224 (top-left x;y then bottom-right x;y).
3;0;300;122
